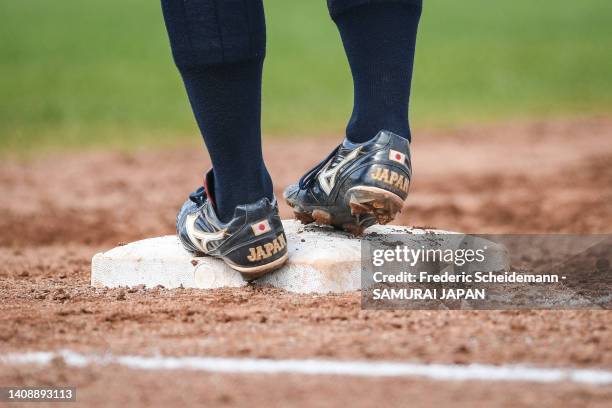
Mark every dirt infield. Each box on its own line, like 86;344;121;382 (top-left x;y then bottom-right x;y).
1;117;612;406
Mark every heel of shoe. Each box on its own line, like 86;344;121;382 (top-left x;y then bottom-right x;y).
345;186;405;225
228;252;289;281
222;232;289;281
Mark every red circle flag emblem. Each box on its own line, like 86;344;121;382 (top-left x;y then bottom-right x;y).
389;149;406;166
251;219;272;236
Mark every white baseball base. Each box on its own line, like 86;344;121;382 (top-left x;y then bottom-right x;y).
91;220;507;294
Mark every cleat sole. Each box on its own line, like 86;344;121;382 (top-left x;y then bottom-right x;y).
285;186;405;235
346;186;404;226
312;209;332;225
293;209;314;224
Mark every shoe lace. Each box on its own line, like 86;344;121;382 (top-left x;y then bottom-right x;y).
298;145;341;189
189;186;208;206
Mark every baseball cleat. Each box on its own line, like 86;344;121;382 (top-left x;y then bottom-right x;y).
177;170;288;280
284;130;411;235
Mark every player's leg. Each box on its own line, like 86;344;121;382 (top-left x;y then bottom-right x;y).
161;0;271;222
284;0;422;233
161;0;287;278
331;0;421;143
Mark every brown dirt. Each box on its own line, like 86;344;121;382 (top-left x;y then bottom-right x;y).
1;116;612;406
2;364;611;408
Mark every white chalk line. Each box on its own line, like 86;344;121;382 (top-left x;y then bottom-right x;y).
1;350;611;386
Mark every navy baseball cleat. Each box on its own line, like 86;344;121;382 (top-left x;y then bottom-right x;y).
177;171;288;280
283;130;411;234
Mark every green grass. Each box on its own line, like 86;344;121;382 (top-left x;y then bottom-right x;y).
1;0;611;152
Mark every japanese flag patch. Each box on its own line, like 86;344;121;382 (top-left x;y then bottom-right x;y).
251;219;271;236
389;149;406;166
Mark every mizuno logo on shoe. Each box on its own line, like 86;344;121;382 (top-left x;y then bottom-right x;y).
317;147;362;195
185;213;226;253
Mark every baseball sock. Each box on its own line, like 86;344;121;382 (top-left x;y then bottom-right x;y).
161;0;272;223
330;1;422;143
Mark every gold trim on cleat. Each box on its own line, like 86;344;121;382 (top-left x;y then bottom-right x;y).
225;252;289;281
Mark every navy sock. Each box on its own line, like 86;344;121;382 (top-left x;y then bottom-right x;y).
161;0;272;223
181;61;273;223
331;1;422;143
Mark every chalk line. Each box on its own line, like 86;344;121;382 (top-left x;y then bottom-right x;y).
1;350;611;385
